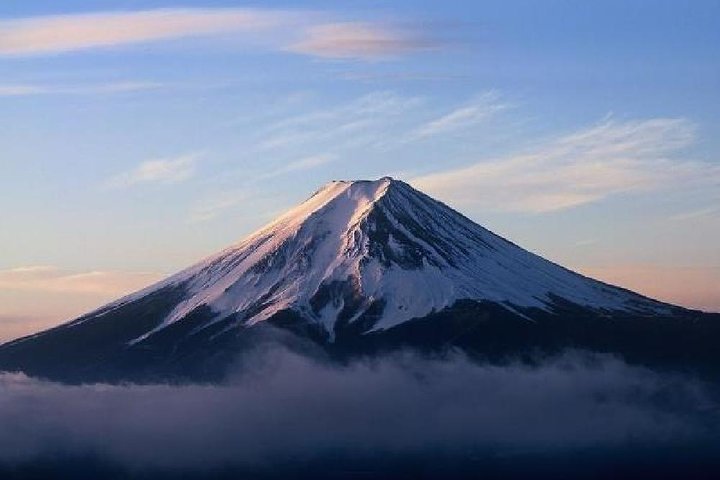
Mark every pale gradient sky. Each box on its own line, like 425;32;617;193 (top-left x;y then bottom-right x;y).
1;1;719;342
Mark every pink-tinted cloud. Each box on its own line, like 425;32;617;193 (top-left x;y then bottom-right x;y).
580;264;720;313
0;9;285;56
0;81;162;97
0;265;164;296
0;9;440;60
288;22;435;59
412;117;717;213
105;154;199;189
0;267;165;343
409;91;508;139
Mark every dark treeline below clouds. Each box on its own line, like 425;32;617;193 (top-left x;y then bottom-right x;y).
1;350;720;479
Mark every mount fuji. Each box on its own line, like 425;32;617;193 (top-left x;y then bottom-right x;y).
1;177;717;382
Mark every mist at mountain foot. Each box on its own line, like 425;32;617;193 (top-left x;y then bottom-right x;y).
1;348;719;479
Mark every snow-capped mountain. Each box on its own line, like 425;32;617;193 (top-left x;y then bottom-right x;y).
1;177;715;383
97;177;670;340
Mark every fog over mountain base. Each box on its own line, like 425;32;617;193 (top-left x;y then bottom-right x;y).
1;349;719;479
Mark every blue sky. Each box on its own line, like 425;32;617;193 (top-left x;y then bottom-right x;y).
1;1;719;340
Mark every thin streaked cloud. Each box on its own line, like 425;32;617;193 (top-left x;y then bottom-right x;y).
257;91;423;151
338;71;467;82
0;267;166;343
105;154;200;189
268;154;337;176
0;9;443;61
579;264;720;313
0;81;163;97
668;206;720;222
287;22;437;59
573;239;599;247
0;266;164;296
412;117;717;213
0;8;288;56
189;155;335;222
189;190;251;223
0;315;59;344
409;91;508;139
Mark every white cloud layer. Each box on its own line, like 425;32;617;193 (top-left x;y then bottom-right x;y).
0;266;163;296
0;9;437;60
0;9;287;56
188;154;336;223
257;91;423;152
106;154;199;188
413;117;718;212
0;266;165;342
410;91;508;139
0;351;714;471
0;81;162;96
275;154;336;173
288;22;434;59
189;190;252;223
580;264;720;313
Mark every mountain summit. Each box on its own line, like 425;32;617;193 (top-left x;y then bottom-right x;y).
108;177;669;343
1;178;716;382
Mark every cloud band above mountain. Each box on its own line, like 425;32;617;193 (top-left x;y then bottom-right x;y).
0;8;438;60
412;117;717;213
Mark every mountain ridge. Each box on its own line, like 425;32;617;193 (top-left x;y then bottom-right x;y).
2;177;716;383
70;177;673;344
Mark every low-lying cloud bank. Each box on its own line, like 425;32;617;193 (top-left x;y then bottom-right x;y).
0;351;718;474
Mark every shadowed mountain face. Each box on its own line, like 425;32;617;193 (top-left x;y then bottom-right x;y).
0;178;718;383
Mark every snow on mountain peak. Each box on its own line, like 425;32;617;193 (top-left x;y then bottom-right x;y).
103;177;671;344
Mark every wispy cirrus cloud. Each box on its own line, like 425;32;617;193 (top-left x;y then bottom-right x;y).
579;264;720;313
0;81;162;97
0;9;441;61
409;91;509;139
668;206;720;222
0;266;163;296
0;84;47;96
0;8;287;56
413;117;718;213
287;22;436;59
246;91;505;159
267;154;337;176
0;315;60;344
189;190;251;223
105;154;199;189
257;91;423;152
0;266;165;343
189;155;335;223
